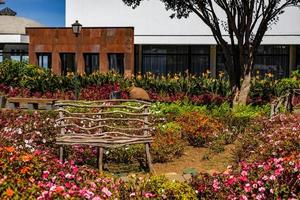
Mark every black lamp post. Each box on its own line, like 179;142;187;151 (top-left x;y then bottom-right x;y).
72;20;82;100
72;20;82;37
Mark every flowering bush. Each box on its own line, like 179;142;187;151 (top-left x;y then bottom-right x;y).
3;60;299;104
234;114;300;163
190;155;300;199
0;146;199;199
176;112;223;147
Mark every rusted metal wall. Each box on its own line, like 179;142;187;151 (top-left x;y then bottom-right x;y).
26;27;134;77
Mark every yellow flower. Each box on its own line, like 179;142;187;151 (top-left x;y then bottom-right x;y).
219;71;225;78
265;73;273;78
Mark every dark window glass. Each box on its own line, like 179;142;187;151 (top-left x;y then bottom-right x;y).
254;45;289;78
297;46;300;69
191;55;210;74
84;53;99;75
37;53;52;69
60;53;76;75
141;45;209;76
216;45;289;78
0;49;3;63
134;45;140;74
108;53;124;74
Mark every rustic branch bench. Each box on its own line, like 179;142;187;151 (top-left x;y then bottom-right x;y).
54;99;154;173
7;97;57;110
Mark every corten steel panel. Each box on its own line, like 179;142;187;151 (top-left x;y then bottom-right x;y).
26;27;134;76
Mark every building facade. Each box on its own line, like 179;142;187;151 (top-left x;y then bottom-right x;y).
66;0;300;78
0;6;42;63
26;27;134;76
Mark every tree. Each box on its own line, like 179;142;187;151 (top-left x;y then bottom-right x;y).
122;0;300;105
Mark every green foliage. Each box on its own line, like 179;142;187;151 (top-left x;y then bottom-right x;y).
123;175;198;200
274;78;299;96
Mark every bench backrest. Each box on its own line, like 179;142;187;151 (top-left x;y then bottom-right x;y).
54;99;152;148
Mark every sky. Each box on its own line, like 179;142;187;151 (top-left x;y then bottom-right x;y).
1;0;65;27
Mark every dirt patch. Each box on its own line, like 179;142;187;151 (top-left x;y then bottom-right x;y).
153;144;235;175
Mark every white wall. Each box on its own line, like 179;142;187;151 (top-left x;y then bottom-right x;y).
66;0;300;45
0;34;28;43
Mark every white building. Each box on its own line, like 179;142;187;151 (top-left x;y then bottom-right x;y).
0;6;42;62
66;0;300;77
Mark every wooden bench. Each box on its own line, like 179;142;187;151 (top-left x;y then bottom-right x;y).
54;99;154;173
6;97;57;110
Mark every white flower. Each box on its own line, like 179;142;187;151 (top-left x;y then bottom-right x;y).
42;139;46;143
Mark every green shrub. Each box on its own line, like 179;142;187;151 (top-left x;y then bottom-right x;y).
122;175;198;200
274;78;299;96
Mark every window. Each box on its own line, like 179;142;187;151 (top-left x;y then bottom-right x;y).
190;46;210;74
254;45;289;78
37;53;52;69
297;46;300;69
60;53;76;75
108;53;124;74
84;53;99;75
0;49;3;63
216;45;290;78
11;49;21;62
141;45;210;76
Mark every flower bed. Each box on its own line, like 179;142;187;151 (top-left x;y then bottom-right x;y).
191;155;300;199
2;60;300;105
0;102;299;199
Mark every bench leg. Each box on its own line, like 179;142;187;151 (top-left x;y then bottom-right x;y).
145;143;153;174
59;146;64;163
98;147;104;173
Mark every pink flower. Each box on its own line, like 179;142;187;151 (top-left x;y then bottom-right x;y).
92;197;101;200
262;176;268;181
101;187;112;197
144;192;155;198
240;195;248;200
130;192;136;197
241;171;248;176
240;176;248;182
275;168;284;176
244;183;251;193
212;179;220;191
72;166;79;174
65;173;75;179
42;171;50;180
226;176;236;186
258;187;265;193
269;175;276;181
257;180;263;186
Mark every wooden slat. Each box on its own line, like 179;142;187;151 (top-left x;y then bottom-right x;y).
56;99;151;105
57;109;150;116
8;97;57;104
56;117;152;125
55;103;149;110
58;123;150;131
55;100;154;171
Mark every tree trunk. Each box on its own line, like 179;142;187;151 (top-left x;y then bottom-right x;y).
233;49;254;105
233;71;251;105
